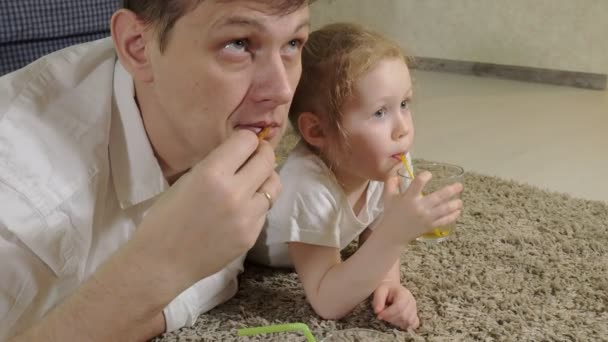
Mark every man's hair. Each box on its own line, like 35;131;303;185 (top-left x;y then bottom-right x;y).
289;22;411;146
123;0;316;53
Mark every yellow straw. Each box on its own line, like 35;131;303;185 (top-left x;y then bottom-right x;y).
399;154;442;237
399;154;415;180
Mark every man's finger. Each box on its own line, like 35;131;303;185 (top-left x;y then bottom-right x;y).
250;171;282;215
236;140;276;195
202;130;259;174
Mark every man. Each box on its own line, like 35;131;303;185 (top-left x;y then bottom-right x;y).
0;0;313;340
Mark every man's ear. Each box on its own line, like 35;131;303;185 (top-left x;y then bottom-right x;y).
298;112;327;150
111;9;154;82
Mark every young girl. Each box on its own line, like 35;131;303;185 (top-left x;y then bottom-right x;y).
249;23;463;329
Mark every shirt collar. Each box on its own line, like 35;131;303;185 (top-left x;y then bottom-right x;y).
109;60;168;209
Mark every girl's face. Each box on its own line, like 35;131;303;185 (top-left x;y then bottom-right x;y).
325;57;414;184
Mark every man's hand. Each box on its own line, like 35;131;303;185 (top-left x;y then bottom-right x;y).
132;129;280;292
10;130;280;342
372;282;420;330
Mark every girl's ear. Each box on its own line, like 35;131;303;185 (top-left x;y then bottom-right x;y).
297;112;327;150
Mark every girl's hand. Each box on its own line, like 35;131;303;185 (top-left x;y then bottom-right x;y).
380;171;463;243
372;282;420;330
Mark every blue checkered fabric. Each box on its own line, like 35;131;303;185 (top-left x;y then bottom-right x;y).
0;0;120;76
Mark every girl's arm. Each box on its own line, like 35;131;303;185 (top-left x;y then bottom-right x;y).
381;261;401;285
359;228;401;286
288;228;403;320
290;173;462;320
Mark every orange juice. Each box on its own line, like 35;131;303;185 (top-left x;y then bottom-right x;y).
417;224;454;242
398;161;464;244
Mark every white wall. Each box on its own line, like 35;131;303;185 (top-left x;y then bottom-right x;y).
311;0;608;74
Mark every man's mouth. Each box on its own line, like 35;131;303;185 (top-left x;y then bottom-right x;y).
257;127;271;140
244;126;264;134
236;123;279;140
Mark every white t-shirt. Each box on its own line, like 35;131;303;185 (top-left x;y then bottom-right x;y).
0;38;242;338
250;142;387;267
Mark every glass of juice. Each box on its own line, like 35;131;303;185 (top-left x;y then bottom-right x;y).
398;161;464;243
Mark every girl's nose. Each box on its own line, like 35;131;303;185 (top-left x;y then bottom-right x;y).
392;115;409;140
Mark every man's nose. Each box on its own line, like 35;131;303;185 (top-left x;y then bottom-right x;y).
252;54;294;107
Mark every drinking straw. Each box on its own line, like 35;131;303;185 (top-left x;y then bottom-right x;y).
399;154;442;237
238;323;317;342
398;154;415;180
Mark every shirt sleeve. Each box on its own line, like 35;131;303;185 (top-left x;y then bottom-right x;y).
163;255;244;332
366;181;385;232
267;173;342;249
0;182;60;340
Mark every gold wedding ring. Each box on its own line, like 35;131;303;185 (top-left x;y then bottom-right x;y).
259;190;273;209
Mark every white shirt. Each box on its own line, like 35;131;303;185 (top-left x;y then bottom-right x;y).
249;142;386;267
0;38;242;339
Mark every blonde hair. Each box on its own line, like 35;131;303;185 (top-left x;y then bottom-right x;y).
289;22;411;146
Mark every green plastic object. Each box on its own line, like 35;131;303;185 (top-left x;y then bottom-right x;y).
238;323;317;342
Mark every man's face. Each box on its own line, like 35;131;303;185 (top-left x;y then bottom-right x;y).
142;1;310;172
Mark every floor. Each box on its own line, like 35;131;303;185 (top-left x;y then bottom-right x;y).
409;70;608;203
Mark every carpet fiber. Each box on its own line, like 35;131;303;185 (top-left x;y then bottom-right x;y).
156;135;607;341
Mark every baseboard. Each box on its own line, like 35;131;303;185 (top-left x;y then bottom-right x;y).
411;57;607;90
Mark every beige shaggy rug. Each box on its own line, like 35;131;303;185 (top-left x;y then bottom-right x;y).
155;134;607;341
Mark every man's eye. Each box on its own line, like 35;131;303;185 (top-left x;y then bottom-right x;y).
224;39;249;51
401;100;409;110
282;39;304;55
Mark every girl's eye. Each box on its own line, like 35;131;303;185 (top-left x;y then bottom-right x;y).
401;100;409;110
373;108;387;118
